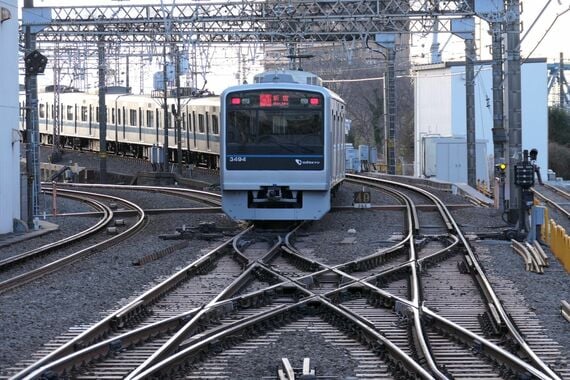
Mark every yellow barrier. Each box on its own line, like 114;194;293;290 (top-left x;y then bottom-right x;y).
542;208;570;273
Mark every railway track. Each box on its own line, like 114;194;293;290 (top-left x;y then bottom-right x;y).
533;183;570;220
0;188;145;294
0;184;222;295
3;176;568;379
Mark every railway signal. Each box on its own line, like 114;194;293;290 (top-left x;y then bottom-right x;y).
24;50;47;75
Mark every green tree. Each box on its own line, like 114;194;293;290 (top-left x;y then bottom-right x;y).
549;107;570;146
548;107;570;179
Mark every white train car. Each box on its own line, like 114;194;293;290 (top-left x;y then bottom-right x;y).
19;89;221;168
220;70;346;220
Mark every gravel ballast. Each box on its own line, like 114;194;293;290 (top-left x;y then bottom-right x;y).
2;150;568;377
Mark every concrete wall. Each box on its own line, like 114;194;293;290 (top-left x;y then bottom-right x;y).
414;61;548;182
0;0;20;233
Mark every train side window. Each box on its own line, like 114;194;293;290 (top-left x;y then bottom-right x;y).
212;114;219;135
138;107;142;127
181;113;186;130
95;107;99;122
146;110;154;128
112;108;115;124
198;114;205;133
80;106;87;122
39;104;45;119
129;109;137;126
66;105;73;121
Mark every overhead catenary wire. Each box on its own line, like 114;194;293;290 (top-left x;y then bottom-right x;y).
523;5;570;63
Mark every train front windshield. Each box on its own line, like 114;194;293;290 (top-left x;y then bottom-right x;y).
225;90;324;170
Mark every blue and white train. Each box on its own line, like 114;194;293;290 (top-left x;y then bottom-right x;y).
19;88;221;169
221;70;346;221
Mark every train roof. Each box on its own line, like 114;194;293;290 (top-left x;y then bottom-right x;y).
253;69;322;86
33;91;219;106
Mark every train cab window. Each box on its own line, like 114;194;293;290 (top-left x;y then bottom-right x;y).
81;106;88;122
66;106;73;121
211;114;219;135
129;109;137;126
198;114;205;133
146;110;154;128
39;104;46;119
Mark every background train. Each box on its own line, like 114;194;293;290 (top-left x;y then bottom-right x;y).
19;87;221;169
221;70;346;220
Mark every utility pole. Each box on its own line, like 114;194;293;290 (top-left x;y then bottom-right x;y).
504;0;523;225
491;20;507;209
465;37;476;188
162;44;170;172
98;24;108;183
52;43;62;163
23;0;41;229
560;52;566;108
175;45;183;175
451;17;476;188
384;48;396;175
375;33;397;175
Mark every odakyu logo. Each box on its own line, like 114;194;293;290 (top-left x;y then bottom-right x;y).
295;159;320;166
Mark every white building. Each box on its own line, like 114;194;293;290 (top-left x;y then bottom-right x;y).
0;0;20;234
414;59;548;185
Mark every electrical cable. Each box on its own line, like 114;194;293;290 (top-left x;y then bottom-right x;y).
520;0;554;44
523;5;570;63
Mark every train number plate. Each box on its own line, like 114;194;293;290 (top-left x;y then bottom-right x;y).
353;191;371;208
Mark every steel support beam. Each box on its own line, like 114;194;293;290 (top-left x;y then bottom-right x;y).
491;21;506;210
465;37;476;188
23;0;40;229
384;49;397;175
22;1;475;46
504;0;522;225
98;25;108;182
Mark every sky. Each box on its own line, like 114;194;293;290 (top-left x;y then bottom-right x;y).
15;0;570;91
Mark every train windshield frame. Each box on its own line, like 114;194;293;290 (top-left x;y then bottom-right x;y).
225;89;324;170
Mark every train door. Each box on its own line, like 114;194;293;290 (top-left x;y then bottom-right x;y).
185;110;191;160
192;111;197;148
89;104;92;135
205;111;210;150
155;108;160;143
138;107;142;141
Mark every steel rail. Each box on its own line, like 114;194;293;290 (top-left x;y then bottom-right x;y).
532;186;570;219
130;289;435;380
347;174;561;380
15;229;246;380
0;190;111;270
22;270;294;379
55;182;222;204
0;189;138;294
344;176;455;378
